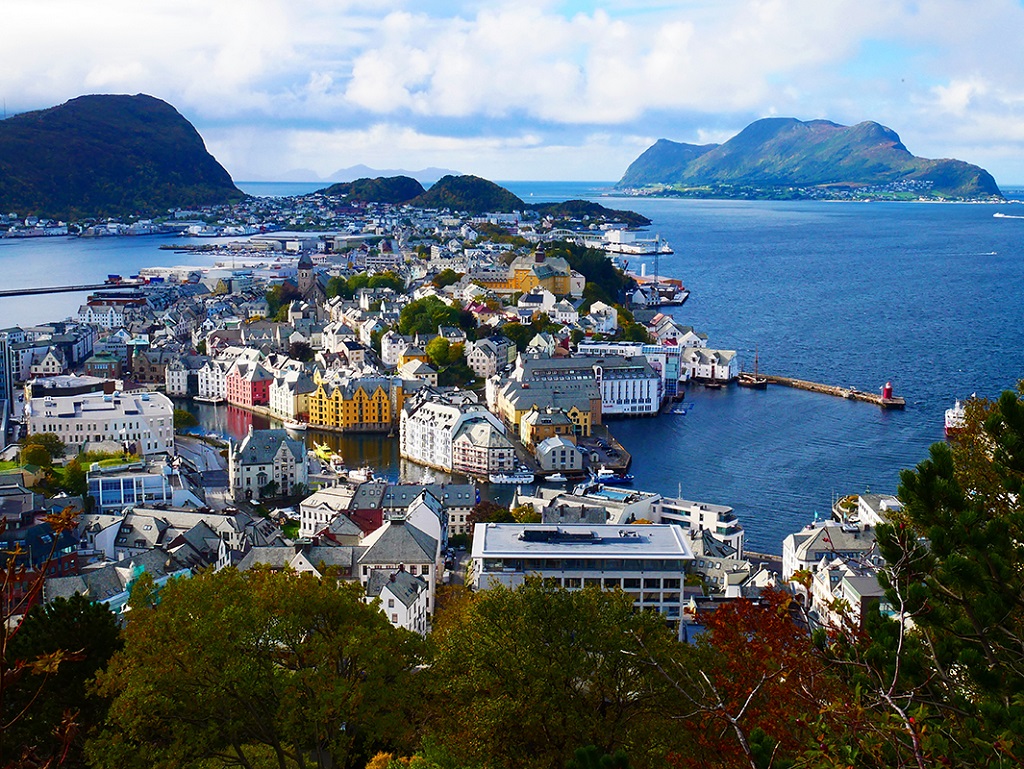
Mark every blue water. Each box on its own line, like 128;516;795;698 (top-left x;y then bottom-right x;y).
236;181;327;197
3;187;1023;552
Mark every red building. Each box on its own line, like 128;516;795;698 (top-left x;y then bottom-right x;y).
225;360;273;408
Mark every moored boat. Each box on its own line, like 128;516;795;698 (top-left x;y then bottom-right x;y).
945;400;966;438
283;419;307;432
592;466;634;485
543;473;568;483
489;469;535;485
737;348;768;389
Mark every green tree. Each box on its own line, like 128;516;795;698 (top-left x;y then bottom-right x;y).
4;595;122;767
424;337;450;369
425;579;676;769
266;281;302;317
511;504;540;523
24;432;65;460
60;457;88;497
288;340;314;362
172;408;199;430
368;271;404;291
431;269;462;289
466;500;514;527
496;323;533;352
398;297;462;336
21;443;52;467
89;568;423;769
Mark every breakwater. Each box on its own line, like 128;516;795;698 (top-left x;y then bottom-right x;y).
761;374;905;408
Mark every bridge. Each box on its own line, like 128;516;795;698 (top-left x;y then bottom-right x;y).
0;282;146;298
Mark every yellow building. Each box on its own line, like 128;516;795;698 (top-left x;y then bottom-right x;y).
307;376;408;433
495;380;599;438
397;345;430;368
520;406;577;450
473;248;576;296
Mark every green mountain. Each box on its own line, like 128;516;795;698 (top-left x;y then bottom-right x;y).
619;118;1002;199
318;175;425;204
0;93;243;219
410;174;525;213
532;199;650;226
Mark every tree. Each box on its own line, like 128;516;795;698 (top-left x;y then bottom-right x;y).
172;408;198;430
24;432;65;461
466;500;514;527
496;323;533;352
431;269;462;289
288;340;313;362
425;579;677;769
59;457;88;497
511;504;540;523
398;297;462;336
424;337;451;369
265;281;301;317
4;595;122;767
89;568;423;769
21;443;52;468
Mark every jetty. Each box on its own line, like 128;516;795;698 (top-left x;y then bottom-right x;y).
0;281;146;298
761;374;906;409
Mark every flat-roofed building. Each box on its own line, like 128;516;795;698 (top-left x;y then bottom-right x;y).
472;523;693;635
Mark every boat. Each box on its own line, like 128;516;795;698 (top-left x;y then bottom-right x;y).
193;395;225;404
592;466;634;485
283;419;307;432
737;348;768;389
944;400;967;438
543;473;568;483
489;469;535;485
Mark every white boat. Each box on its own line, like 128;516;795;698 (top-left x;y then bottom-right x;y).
283;419;307;432
489;469;535;485
944;400;967;438
543;473;568;483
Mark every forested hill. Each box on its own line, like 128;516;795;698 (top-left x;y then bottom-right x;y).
619;117;1002;199
0;94;243;220
319;176;426;204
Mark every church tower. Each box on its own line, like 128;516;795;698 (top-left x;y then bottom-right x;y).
297;252;314;297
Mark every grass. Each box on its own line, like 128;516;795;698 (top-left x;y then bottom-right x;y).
282;521;299;540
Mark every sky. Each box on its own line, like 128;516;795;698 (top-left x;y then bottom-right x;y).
4;0;1024;184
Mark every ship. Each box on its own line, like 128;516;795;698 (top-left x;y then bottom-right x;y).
944;400;967;438
591;466;634;485
737;348;768;389
489;468;535;485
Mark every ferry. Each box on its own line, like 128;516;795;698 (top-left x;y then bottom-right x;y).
944;400;967;438
489;469;535;485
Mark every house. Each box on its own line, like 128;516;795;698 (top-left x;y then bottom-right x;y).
228;428;308;501
684;348;739;384
299;484;360;539
397;359;438;387
225;359;274;408
358;516;441;616
535;435;583;473
365;569;430;635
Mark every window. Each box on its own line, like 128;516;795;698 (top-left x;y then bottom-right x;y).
388;599;394;608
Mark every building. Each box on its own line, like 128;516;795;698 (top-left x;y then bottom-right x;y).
535;435;583;473
781;521;883;580
87;459;205;514
654;497;745;557
365;569;430;635
299;483;359;539
225;359;274;408
306;376;408;433
684;348;739;384
357;516;441;617
520;406;576;449
400;393;512;474
472;523;693;635
269;369;317;421
27;389;174;456
228;428;308;501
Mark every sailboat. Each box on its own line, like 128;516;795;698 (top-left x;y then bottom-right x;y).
737;348;768;389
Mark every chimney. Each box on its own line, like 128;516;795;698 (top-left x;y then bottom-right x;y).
389;572;396;582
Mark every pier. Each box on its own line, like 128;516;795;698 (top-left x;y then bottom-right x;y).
0;282;146;298
761;374;906;409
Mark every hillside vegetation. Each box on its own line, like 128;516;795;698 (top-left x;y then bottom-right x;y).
619;117;1002;199
0;94;243;219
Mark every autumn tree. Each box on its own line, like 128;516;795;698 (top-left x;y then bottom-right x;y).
23;432;65;460
425;579;677;769
465;500;513;528
89;568;424;769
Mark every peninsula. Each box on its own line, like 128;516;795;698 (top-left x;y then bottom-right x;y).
619;117;1003;201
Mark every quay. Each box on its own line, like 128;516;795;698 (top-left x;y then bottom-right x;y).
0;281;146;298
761;374;906;409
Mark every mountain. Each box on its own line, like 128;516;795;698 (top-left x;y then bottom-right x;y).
618;118;1002;199
0;94;243;219
318;176;426;204
532;199;650;227
410;175;525;213
326;164;460;185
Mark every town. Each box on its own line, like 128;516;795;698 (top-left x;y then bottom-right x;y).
0;189;898;650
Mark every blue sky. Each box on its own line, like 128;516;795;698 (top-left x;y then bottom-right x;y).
5;0;1024;183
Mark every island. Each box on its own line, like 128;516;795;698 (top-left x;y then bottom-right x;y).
618;117;1003;201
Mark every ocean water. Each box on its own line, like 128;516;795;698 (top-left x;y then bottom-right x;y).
3;187;1023;551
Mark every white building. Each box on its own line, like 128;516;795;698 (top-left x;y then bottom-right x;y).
654;497;745;557
197;358;233;401
299;484;359;539
87;460;205;514
365;569;430;635
358;517;442;618
684;348;739;383
27;390;174;456
400;395;510;474
77;304;125;329
781;521;883;581
228;428;308;501
472;523;693;636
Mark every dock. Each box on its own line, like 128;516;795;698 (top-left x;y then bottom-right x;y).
0;281;146;298
761;374;906;409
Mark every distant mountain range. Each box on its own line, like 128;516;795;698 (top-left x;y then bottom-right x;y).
618;118;1002;199
0;94;243;219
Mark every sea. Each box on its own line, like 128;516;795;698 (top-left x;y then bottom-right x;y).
3;182;1023;553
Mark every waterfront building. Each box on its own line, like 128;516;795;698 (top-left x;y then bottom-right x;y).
228;427;308;501
535;435;583;473
512;354;660;417
471;523;693;636
306;375;408;433
646;314;708;348
492;378;599;438
26;389;174;456
268;369;316;420
520;406;576;449
225;358;274;408
400;392;511;475
577;340;688;399
76;303;125;329
654;497;745;557
683;348;739;384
